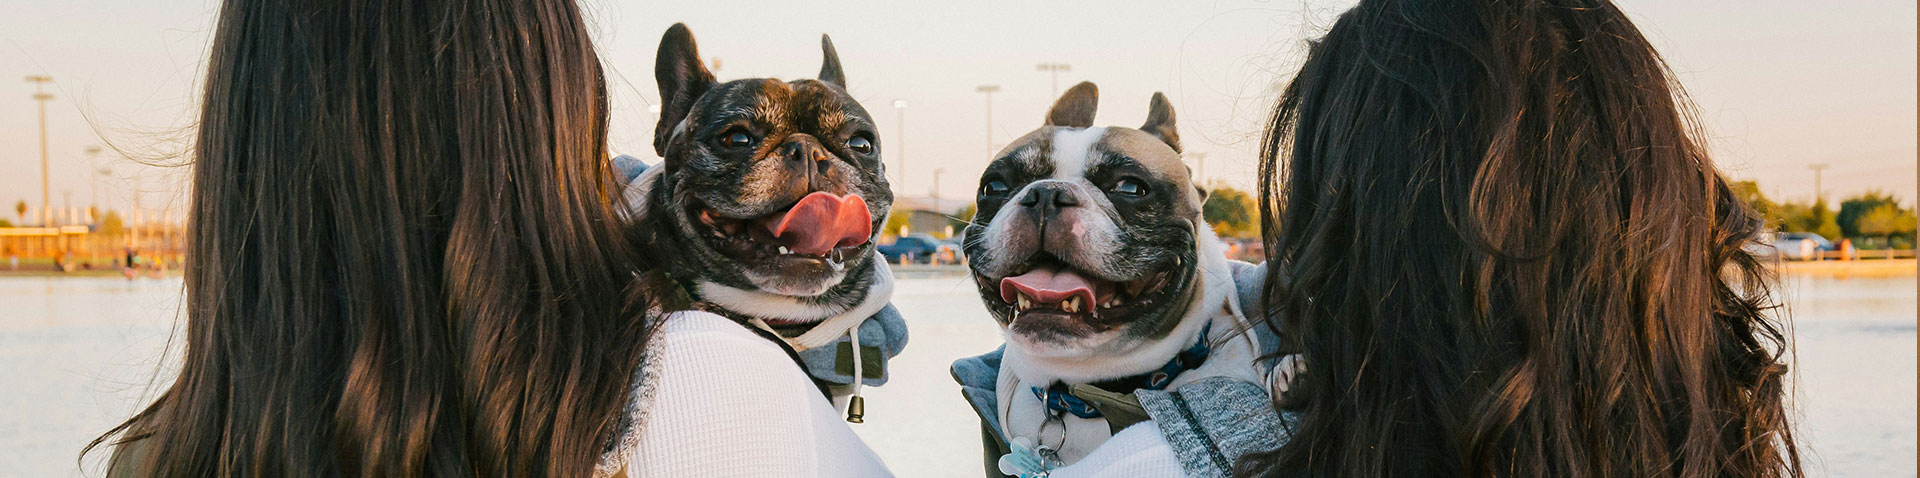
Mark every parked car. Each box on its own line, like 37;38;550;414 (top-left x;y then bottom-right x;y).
878;234;942;264
1745;230;1779;258
937;236;967;264
1773;232;1835;260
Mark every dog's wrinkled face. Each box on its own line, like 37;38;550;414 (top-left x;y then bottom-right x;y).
650;24;892;297
964;82;1206;359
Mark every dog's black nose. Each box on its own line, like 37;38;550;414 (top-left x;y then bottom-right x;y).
777;135;837;181
1019;182;1080;220
781;138;831;163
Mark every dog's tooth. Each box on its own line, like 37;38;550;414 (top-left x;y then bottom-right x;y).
1066;297;1080;313
778;246;792;255
1017;295;1030;311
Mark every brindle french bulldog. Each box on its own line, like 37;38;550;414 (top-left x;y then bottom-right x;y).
629;24;904;412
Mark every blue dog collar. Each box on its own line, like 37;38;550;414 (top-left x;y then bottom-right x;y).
1031;324;1213;419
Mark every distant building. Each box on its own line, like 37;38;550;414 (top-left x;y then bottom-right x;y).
889;196;970;239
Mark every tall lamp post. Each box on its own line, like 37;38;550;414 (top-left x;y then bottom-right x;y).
932;167;949;242
1036;63;1071;97
976;84;1001;157
1808;163;1829;203
931;168;945;203
28;76;53;227
892;100;908;185
86;146;102;223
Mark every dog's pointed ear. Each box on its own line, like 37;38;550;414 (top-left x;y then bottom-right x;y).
1045;81;1099;128
655;23;717;156
818;34;846;88
1141;92;1181;153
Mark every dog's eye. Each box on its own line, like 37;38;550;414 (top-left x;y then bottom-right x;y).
847;135;875;154
981;179;1011;197
717;129;756;149
1111;178;1149;197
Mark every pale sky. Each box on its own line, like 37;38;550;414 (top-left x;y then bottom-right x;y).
1;0;1913;224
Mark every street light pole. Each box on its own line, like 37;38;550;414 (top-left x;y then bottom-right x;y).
976;85;1001;157
95;167;112;223
932;168;945;203
86;146;101;223
1808;163;1829;203
28;76;53;227
892;100;908;186
1036;63;1071;97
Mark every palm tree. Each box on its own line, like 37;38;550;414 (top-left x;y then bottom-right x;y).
13;200;25;226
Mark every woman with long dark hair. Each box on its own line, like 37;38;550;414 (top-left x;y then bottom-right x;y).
1241;0;1801;476
85;1;886;476
1047;0;1802;476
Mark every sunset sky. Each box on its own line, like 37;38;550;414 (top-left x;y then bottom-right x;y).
1;0;1912;222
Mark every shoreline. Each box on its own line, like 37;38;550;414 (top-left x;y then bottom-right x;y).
0;268;184;279
1774;258;1916;278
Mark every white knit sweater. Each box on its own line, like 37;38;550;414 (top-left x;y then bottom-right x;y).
1050;421;1184;477
599;311;893;477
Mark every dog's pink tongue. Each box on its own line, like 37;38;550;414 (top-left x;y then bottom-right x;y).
999;267;1097;306
768;192;872;255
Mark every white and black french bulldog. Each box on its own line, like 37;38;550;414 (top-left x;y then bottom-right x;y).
952;82;1267;471
627;24;906;418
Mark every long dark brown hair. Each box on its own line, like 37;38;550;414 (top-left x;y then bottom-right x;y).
1243;0;1800;476
84;1;656;476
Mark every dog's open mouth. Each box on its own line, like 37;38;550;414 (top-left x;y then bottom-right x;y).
975;255;1176;333
691;191;873;269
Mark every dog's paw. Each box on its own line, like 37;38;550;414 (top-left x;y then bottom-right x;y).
1270;354;1307;396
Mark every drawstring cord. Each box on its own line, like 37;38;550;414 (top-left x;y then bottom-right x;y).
846;317;868;423
746;315;871;424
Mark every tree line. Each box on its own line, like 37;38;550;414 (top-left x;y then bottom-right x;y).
1731;181;1917;249
1198;181;1917;249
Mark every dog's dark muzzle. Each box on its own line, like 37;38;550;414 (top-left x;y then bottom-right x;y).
768;134;848;195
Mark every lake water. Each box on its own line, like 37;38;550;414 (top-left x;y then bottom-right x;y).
2;271;1912;477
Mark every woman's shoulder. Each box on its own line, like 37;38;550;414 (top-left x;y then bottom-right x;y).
622;310;889;477
657;310;762;338
646;310;807;390
665;309;804;361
